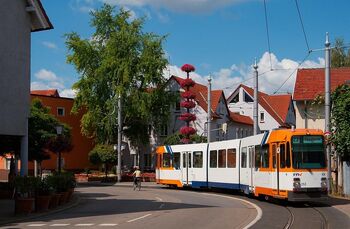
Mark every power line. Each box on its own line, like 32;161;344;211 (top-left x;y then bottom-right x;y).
223;69;273;90
273;51;311;94
294;0;310;52
263;0;273;70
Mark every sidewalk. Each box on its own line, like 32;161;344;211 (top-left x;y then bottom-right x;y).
0;195;80;227
325;196;350;218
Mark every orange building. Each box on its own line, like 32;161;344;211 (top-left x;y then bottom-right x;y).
0;89;95;180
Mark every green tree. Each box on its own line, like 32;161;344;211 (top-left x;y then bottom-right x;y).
29;99;72;170
88;144;117;179
331;37;350;67
65;5;175;152
331;84;350;161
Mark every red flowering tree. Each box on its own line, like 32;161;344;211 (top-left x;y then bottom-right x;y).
179;64;197;143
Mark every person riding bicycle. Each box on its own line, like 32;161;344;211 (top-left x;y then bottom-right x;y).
132;166;141;186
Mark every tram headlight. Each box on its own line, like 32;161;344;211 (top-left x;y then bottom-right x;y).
321;178;327;190
293;178;301;191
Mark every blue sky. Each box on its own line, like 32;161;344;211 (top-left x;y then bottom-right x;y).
31;0;350;97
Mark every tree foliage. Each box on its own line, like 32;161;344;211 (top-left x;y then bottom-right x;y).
331;84;350;161
164;132;207;145
331;37;350;68
65;4;176;147
88;144;116;178
29;99;72;162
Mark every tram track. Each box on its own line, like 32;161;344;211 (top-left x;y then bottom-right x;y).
306;203;329;229
283;206;295;229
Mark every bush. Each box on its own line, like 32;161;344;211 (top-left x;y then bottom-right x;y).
14;176;38;198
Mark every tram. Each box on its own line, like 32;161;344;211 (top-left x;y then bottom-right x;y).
155;128;328;201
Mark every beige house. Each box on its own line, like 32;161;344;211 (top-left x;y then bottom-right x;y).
293;68;350;129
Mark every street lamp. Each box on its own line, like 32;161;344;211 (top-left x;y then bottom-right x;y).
56;124;63;174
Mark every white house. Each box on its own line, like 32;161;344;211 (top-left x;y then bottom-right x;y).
227;84;295;133
164;76;253;141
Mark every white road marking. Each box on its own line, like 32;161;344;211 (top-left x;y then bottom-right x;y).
127;213;152;223
28;224;46;227
75;223;94;226
155;196;163;201
50;224;70;227
99;223;118;226
159;203;165;209
200;193;262;229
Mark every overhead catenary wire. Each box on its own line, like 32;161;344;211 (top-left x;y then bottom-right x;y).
263;0;273;70
294;0;310;53
273;51;311;94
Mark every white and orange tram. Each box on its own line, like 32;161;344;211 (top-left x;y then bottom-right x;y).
155;129;328;201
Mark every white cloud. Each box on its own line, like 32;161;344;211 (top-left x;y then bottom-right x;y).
166;52;325;97
42;41;58;49
100;0;249;13
32;69;72;95
60;89;77;98
35;69;58;81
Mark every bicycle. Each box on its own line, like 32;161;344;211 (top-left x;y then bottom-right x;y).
133;178;141;191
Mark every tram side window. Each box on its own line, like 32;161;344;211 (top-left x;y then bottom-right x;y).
280;144;286;168
210;150;217;168
193;151;203;168
227;148;236;168
163;153;171;168
241;147;247;168
183;153;186;168
261;145;269;168
188;153;192;168
218;149;226;168
255;146;261;168
173;152;180;170
286;142;291;168
248;147;254;168
272;144;277;168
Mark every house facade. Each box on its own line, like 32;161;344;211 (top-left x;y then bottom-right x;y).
0;0;52;176
227;84;295;132
293;68;350;129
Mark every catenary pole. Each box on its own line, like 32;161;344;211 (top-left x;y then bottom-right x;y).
253;59;259;135
207;75;212;143
117;93;122;182
325;32;332;193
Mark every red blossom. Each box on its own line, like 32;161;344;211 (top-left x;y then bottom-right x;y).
181;64;195;73
180;126;196;136
181;138;191;144
178;113;196;122
180;100;196;109
181;91;196;99
180;78;195;88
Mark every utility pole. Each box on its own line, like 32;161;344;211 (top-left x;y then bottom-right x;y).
253;58;259;135
207;75;212;143
325;32;332;193
117;94;122;182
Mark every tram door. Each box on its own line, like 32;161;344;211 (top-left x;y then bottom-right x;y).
181;151;192;186
271;143;280;195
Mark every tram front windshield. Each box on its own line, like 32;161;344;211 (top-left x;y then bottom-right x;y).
291;135;326;169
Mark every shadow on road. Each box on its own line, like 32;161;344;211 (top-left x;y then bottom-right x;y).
4;190;214;227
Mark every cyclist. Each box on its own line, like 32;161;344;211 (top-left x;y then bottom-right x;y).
132;166;141;189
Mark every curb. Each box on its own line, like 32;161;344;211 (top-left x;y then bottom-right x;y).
0;194;81;227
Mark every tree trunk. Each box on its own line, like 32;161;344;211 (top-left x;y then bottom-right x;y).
105;163;108;180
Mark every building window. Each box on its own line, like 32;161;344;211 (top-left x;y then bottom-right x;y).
160;124;168;137
260;112;265;123
244;91;253;102
57;107;65;116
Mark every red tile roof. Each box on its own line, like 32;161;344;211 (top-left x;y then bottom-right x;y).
230;112;253;125
31;89;60;97
229;84;292;126
171;76;252;125
294;68;350;101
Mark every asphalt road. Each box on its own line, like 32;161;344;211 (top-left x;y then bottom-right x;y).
3;184;258;229
3;183;350;229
